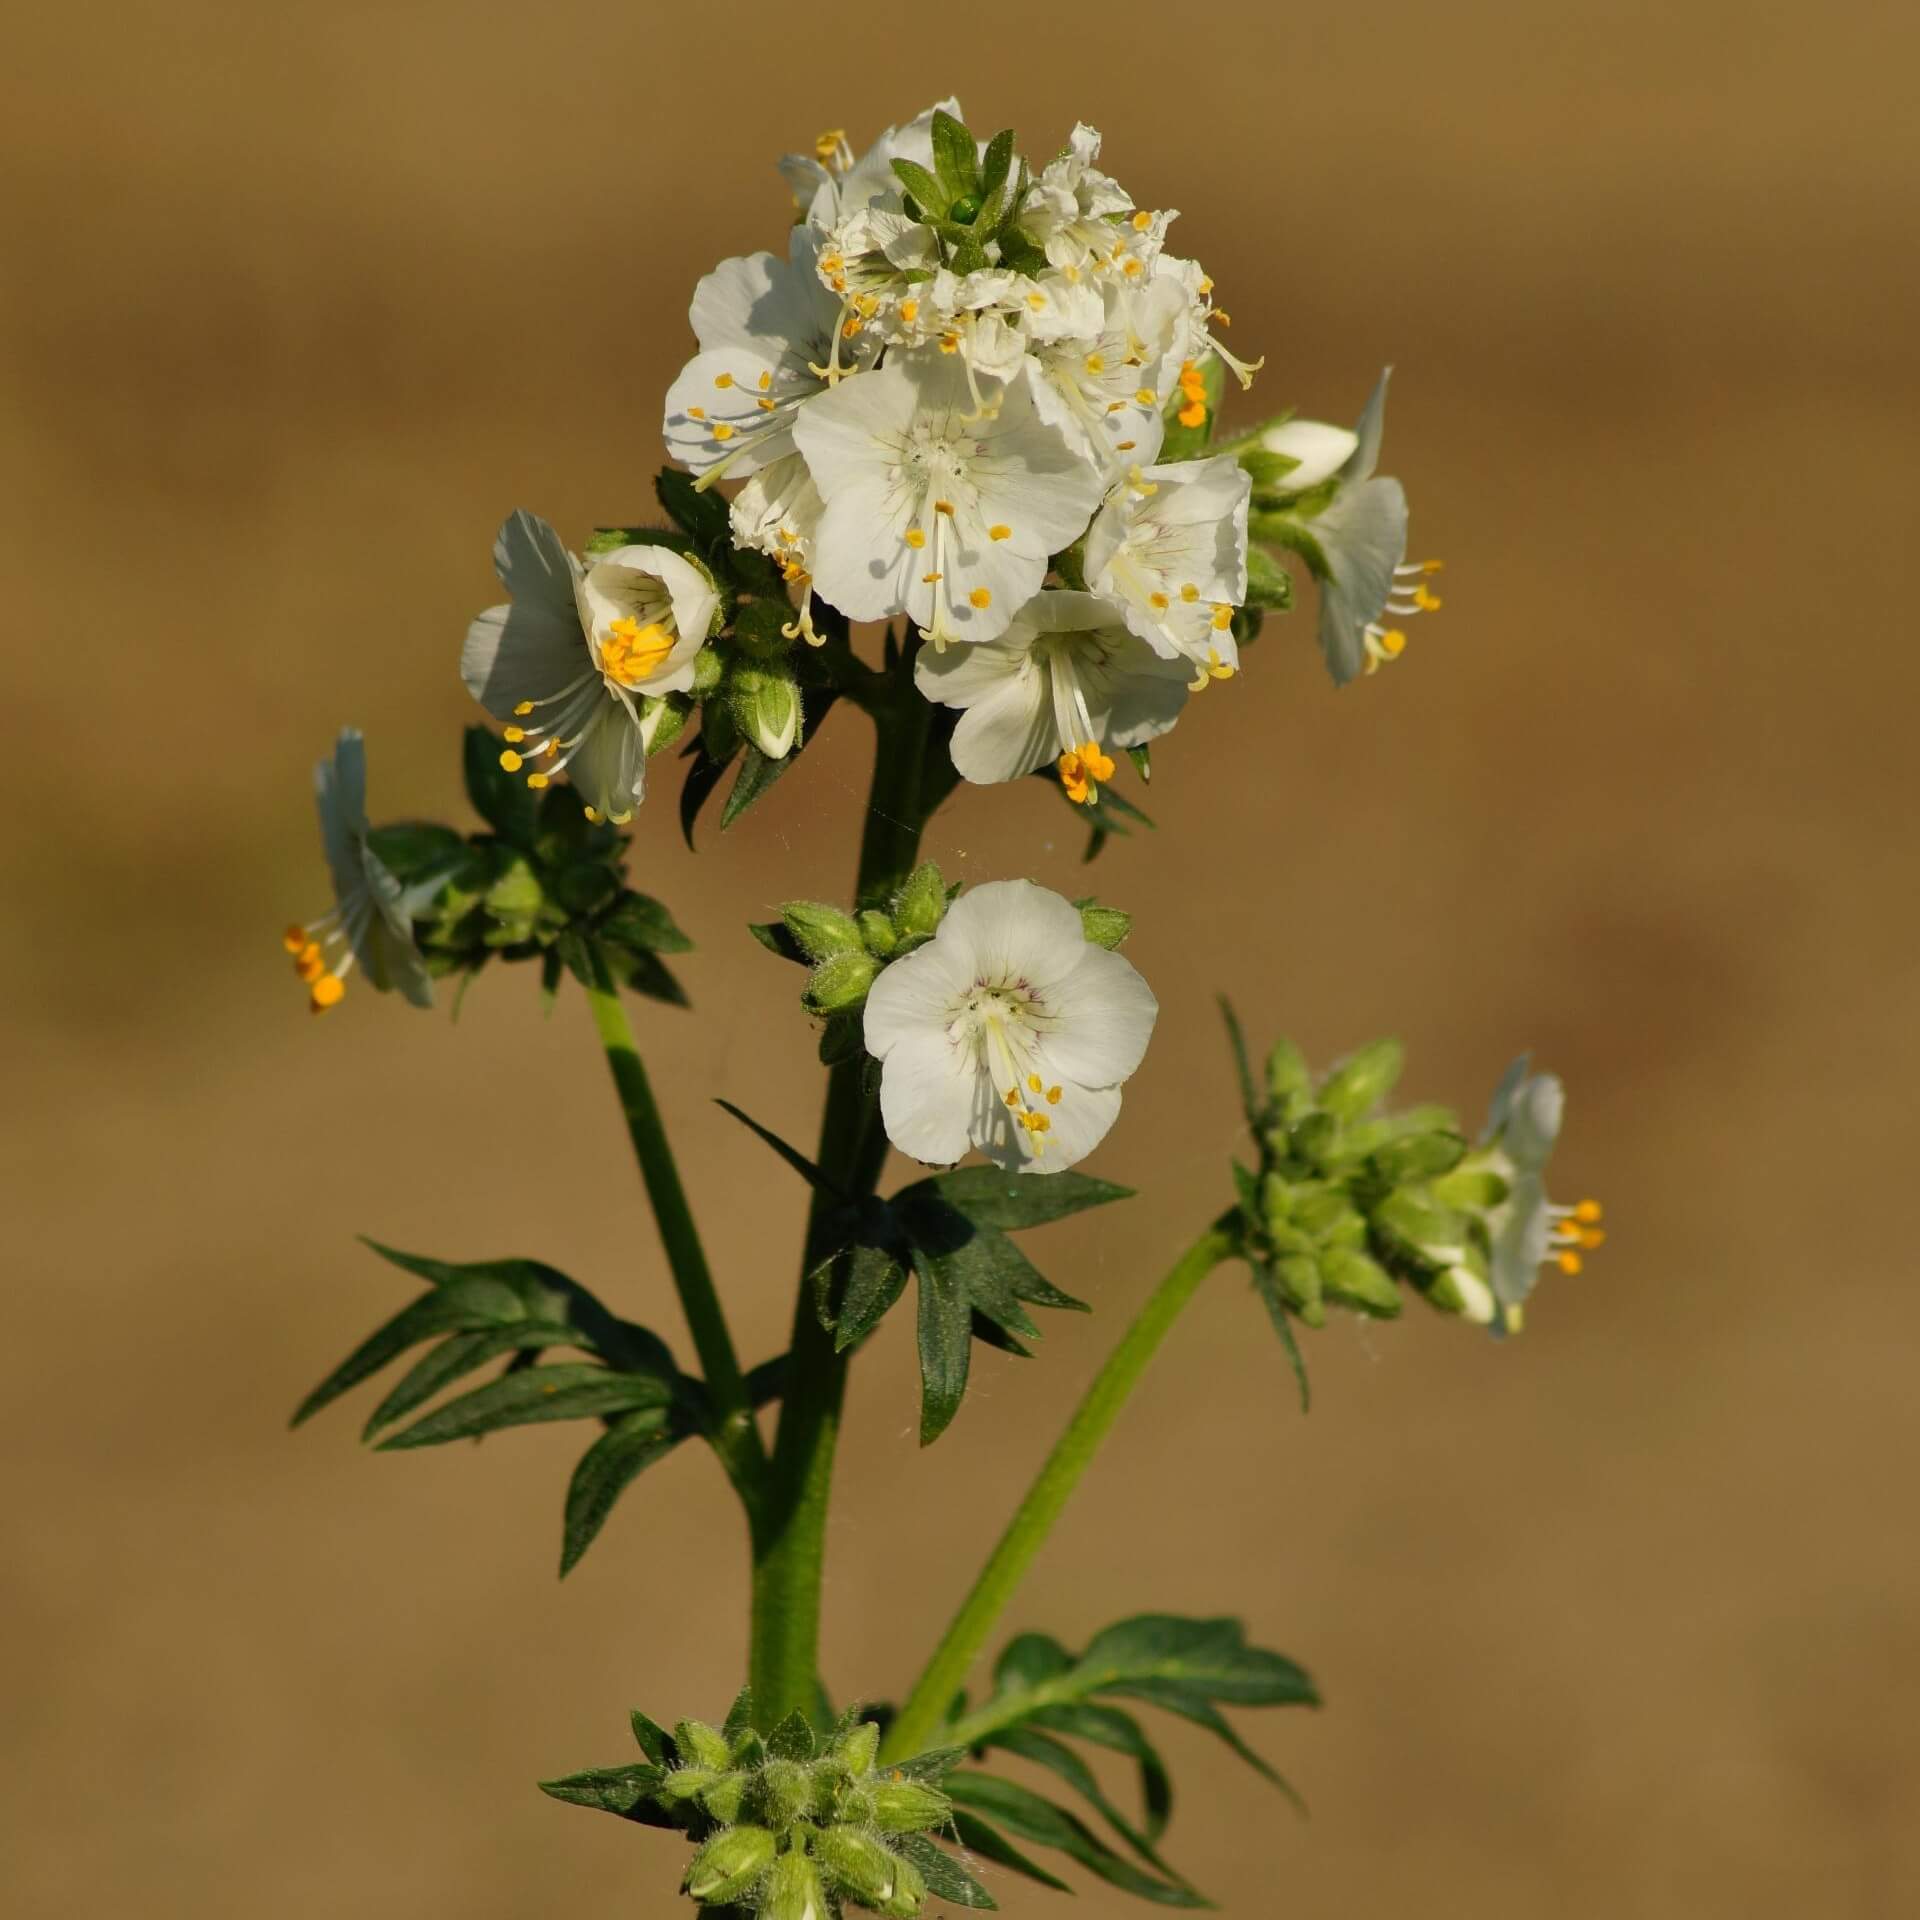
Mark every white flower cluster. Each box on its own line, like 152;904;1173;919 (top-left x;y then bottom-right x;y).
663;103;1260;808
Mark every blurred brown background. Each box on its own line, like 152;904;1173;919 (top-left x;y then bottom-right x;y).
5;2;1916;1913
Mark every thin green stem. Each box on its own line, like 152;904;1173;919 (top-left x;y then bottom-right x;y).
748;690;933;1727
881;1220;1238;1762
583;954;767;1508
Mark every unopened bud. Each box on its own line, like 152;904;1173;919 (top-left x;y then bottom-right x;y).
639;693;689;758
1319;1248;1401;1317
757;1758;815;1831
804;949;878;1016
762;1850;828;1920
728;661;803;759
1265;1036;1312;1106
829;1721;880;1778
813;1826;899;1904
1077;902;1131;949
675;1719;732;1772
1249;417;1359;493
892;862;947;939
782;900;864;962
1274;1253;1325;1326
698;1772;748;1824
684;1823;777;1904
858;910;898;958
868;1777;952;1833
1371;1129;1468;1183
690;646;725;698
1426;1262;1497;1326
1319;1038;1405;1120
873;1853;929;1917
656;1765;721;1805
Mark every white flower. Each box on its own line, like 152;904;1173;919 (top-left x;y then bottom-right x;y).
729;450;827;643
461;512;716;824
663;226;870;482
1083;453;1250;683
794;351;1106;648
915;589;1189;802
1020;123;1138;273
1283;369;1443;685
283;728;433;1015
864;880;1158;1173
1027;278;1187;469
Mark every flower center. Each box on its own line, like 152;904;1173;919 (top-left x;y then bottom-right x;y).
954;983;1065;1152
599;616;677;688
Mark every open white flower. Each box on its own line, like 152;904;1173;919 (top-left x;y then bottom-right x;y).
1277;370;1443;685
1020;122;1137;273
461;512;716;824
794;351;1105;648
1027;278;1186;469
729;450;827;642
1083;453;1250;683
915;589;1189;803
663;226;870;483
864;880;1157;1174
282;728;433;1015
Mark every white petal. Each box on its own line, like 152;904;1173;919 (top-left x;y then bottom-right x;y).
461;600;587;717
1315;476;1408;686
565;701;648;820
938;879;1088;992
1039;945;1159;1086
947;662;1056;783
314;729;368;905
1258;420;1360;493
1342;367;1393;485
491;510;579;613
862;938;972;1061
878;1029;977;1167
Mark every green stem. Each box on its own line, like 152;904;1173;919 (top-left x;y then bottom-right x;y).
881;1220;1238;1762
748;691;933;1727
583;955;767;1508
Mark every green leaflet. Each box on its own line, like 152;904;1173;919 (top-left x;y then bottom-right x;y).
374;1362;675;1450
560;1408;680;1575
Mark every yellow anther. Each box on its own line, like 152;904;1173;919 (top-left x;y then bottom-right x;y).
1180;583;1199;602
814;128;846;163
904;528;926;549
1556;1250;1584;1276
1121;257;1142;277
583;806;601;823
1413;584;1443;611
989;524;1011;541
1197;276;1214;295
1214;310;1233;327
526;772;550;790
711;422;736;441
921;571;944;584
1004;1087;1021;1107
281;925;307;954
294;943;325;983
1116;439;1137;451
933;500;955;515
499;749;523;773
1379;628;1408;657
1178;400;1206;428
1085;352;1106;374
968;587;992;609
1572;1198;1602;1223
900;298;919;324
1131;209;1153;231
503;725;527;744
1027;292;1047;311
601;615;677;687
1046;1086;1062;1104
513;701;534;716
1580;1228;1607;1250
1420;558;1445;574
1062;263;1081;282
1556;1219;1583;1241
1056;739;1116;805
687;405;706;421
757;397;777;413
541;738;558;757
819;253;843;274
938;332;960;353
309;974;345;1012
713;372;734;389
1027;1074;1043;1094
757;371;772;391
1210;604;1233;630
1149;591;1169;609
1134;386;1156;406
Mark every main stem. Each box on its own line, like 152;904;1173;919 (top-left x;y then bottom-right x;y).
748;692;932;1727
583;958;767;1506
881;1220;1237;1762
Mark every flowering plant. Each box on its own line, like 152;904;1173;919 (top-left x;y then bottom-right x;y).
285;103;1599;1913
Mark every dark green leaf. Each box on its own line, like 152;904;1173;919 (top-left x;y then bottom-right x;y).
817;1238;909;1353
1025;1702;1173;1843
888;1744;966;1784
679;740;736;850
1249;1259;1312;1412
929;109;979;197
462;724;540;847
895;1830;1001;1908
993;1631;1073;1694
979;128;1015;199
989;1725;1183;1879
537;1761;664;1814
890;157;950;217
600;891;693;955
1217;996;1261;1128
361;1321;577;1440
721;1686;755;1744
655;467;732;553
766;1711;817;1762
714;1099;838;1193
376;1363;675;1450
748;920;807;964
560;1407;680;1575
603;944;689;1008
1080;1616;1317;1708
922;1166;1134;1232
946;1811;1063;1894
945;1774;1206;1906
630;1710;673;1765
912;1242;973;1446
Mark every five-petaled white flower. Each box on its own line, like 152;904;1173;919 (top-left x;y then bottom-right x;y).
282;728;434;1015
1084;449;1251;684
915;589;1190;803
1275;369;1443;685
794;351;1106;648
864;880;1158;1173
461;511;716;825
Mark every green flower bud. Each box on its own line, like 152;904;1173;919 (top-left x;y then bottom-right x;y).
829;1720;881;1778
697;1773;749;1824
858;909;898;958
1430;1165;1510;1210
1424;1260;1497;1326
655;1765;721;1805
1320;1248;1402;1317
1371;1129;1469;1183
640;693;689;758
1290;1111;1339;1167
762;1850;828;1920
873;1853;929;1917
1274;1253;1325;1326
690;646;725;698
674;1720;732;1772
782;900;865;962
1077;901;1132;949
727;660;803;759
804;949;878;1016
757;1757;815;1832
733;595;797;660
868;1777;952;1833
1265;1036;1312;1106
684;1823;777;1904
892;862;947;939
813;1826;900;1904
1373;1189;1467;1262
1318;1038;1405;1120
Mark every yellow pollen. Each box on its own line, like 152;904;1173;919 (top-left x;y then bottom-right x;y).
842;316;863;338
600;615;677;687
1121;258;1143;277
757;397;776;412
1379;628;1408;657
513;701;534;716
1572;1199;1603;1223
1021;1111;1051;1135
1027;1075;1043;1094
711;422;736;441
295;944;325;983
583;806;601;823
1178;400;1206;428
900;298;919;324
502;725;525;743
1197;276;1214;295
1046;1085;1062;1104
1085;352;1105;374
1580;1228;1608;1250
713;372;734;389
968;587;992;609
1131;209;1153;231
1116;438;1136;451
1420;558;1446;574
1180;583;1199;602
281;925;307;954
1027;292;1047;311
1004;1087;1021;1107
526;772;550;789
1413;584;1443;611
921;571;943;584
1556;1250;1584;1276
814;128;845;163
904;528;926;549
757;371;772;391
309;974;345;1012
1210;604;1233;630
988;524;1011;541
1134;386;1156;406
687;406;706;421
820;253;844;274
933;499;955;515
1214;310;1233;327
938;332;960;353
1149;591;1169;609
1056;739;1116;805
499;749;523;773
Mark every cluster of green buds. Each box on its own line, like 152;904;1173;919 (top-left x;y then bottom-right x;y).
1237;1035;1600;1337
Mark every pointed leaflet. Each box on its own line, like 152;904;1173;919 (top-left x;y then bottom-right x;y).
912;1241;973;1446
920;1166;1133;1231
560;1406;680;1575
945;1812;1064;1895
930;109;980;198
1249;1257;1312;1412
894;1831;1001;1909
598;891;693;954
536;1762;666;1815
714;1099;839;1194
629;1709;673;1766
361;1321;576;1440
375;1363;675;1450
1217;996;1262;1129
1023;1701;1174;1844
678;737;736;849
988;1725;1184;1881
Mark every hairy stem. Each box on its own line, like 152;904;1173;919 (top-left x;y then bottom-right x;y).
748;687;933;1727
584;955;767;1508
881;1220;1238;1761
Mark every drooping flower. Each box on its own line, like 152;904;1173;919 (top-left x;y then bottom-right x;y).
662;225;872;484
1083;451;1251;684
460;511;716;824
1253;370;1442;685
282;729;433;1015
914;588;1189;802
794;351;1106;648
864;879;1158;1173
